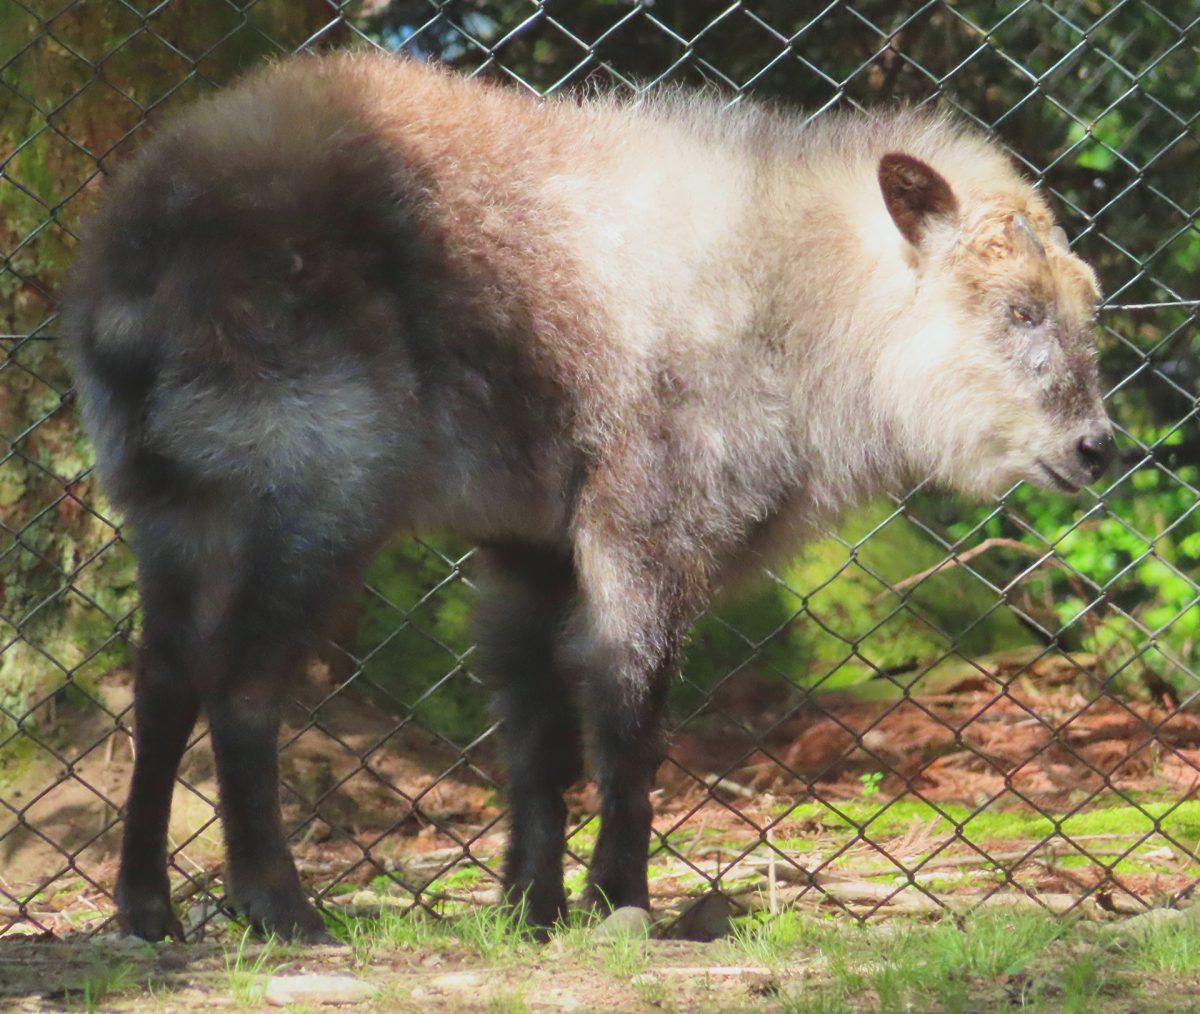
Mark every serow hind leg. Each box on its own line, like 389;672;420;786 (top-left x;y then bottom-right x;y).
477;545;583;930
116;559;200;941
201;526;372;942
205;666;328;942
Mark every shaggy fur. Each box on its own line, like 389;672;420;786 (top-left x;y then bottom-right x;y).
63;50;1113;941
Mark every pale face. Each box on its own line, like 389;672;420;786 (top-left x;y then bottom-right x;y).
946;223;1112;495
876;153;1114;497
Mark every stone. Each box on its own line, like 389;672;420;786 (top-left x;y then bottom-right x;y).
181;901;233;938
429;971;485;991
265;973;378;1006
671;895;733;942
96;932;156;952
594;906;652;938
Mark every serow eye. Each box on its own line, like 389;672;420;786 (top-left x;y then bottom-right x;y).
1010;304;1043;328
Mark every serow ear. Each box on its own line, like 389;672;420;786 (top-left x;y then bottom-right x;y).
878;152;959;247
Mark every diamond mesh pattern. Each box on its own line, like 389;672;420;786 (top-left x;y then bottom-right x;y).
2;0;1198;937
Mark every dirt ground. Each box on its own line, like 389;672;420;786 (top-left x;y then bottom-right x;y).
3;647;1200;942
6;909;1200;1013
0;934;777;1013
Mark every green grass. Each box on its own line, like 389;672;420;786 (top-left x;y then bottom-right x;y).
731;909;1131;1013
334;902;536;966
67;960;140;1014
1118;912;1200;974
366;862;487;901
222;928;293;1007
453;904;538;962
1052;852;1200;878
780;994;853;1014
563;865;589;897
484;985;532;1013
922;909;1069;979
443;865;486;888
1056;951;1109;1013
728;910;838;973
600;925;651;979
212;895;1200;1012
47;901;1197;1012
336;904;447;963
565;818;599;858
548;905;654;979
631;972;675;1010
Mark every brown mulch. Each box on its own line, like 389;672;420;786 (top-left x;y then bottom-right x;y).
667;651;1200;812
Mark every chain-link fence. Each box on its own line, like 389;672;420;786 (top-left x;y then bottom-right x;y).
2;1;1198;939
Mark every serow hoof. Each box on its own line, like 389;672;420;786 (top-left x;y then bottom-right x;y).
116;883;186;943
504;881;567;936
228;887;332;944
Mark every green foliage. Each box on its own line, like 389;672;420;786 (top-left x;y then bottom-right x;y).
682;504;1030;708
775;796;1200;850
729;909;837;974
0;336;135;735
222;929;291;1007
599;927;651;979
353;538;483;742
444;904;538;963
756;910;1115;1013
0;1;367;733
335;904;445;964
948;461;1200;700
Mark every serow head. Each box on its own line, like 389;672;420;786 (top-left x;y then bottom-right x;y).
876;150;1115;497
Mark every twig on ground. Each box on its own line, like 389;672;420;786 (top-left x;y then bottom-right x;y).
703;774;757;800
873;537;1047;604
767;827;778;916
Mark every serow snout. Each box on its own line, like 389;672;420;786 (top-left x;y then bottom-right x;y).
1076;430;1115;482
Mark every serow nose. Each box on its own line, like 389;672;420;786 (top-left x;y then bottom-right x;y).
1077;431;1115;482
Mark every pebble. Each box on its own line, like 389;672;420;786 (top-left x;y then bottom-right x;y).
672;895;733;942
95;932;156;951
182;902;232;937
265;973;378;1006
1105;905;1188;948
428;970;485;990
594;906;652;938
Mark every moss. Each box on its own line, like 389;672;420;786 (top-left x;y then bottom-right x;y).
1053;853;1200;877
428;864;485;893
775;797;1200;860
1060;801;1200;843
0;729;52;796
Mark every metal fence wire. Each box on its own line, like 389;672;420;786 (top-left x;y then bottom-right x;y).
2;1;1199;939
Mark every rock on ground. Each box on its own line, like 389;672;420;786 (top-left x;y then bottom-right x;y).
265;973;378;1006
